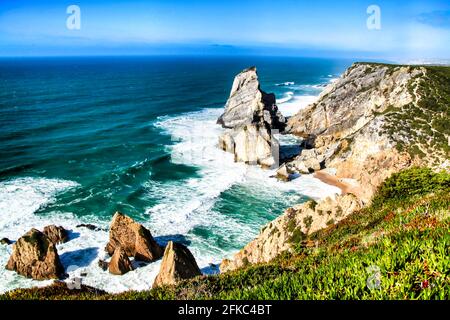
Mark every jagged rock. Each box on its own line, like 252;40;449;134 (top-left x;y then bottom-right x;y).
275;164;291;181
5;228;64;280
283;63;439;200
220;194;361;273
109;247;133;275
218;131;235;153
217;67;285;130
217;67;285;168
98;259;109;271
1;238;12;245
77;224;101;231
43;225;69;244
289;149;324;174
153;241;202;287
234;123;278;167
105;212;163;262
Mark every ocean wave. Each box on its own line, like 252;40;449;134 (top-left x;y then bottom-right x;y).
277;91;295;104
275;81;295;86
278;95;318;117
0;107;340;295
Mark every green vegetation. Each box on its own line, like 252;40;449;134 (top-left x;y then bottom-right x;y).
1;167;448;300
381;65;450;162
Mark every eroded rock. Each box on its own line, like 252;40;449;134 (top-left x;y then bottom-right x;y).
43;225;69;244
217;67;285;168
5;228;64;280
220;194;362;273
0;238;12;245
109;247;133;275
105;212;163;262
153;241;202;287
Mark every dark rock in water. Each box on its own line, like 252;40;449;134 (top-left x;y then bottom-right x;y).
153;241;202;287
105;212;163;262
76;224;101;231
0;238;12;245
43;225;69;244
6;228;64;280
98;259;109;271
109;247;133;275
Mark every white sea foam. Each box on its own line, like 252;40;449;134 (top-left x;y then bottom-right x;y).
275;81;295;86
150;108;340;263
277;91;295;104
278;95;318;116
0;177;164;294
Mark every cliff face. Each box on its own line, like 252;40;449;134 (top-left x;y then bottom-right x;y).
286;63;449;202
218;67;286;168
221;63;450;272
221;193;361;273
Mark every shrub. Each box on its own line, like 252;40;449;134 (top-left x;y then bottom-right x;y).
374;167;450;203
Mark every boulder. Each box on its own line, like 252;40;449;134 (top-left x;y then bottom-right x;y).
275;164;291;181
98;259;109;271
77;224;101;231
0;238;12;245
289;148;324;174
105;212;163;262
109;247;133;275
43;225;69;244
5;228;64;280
153;241;202;287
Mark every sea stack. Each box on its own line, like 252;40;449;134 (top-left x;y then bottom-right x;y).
217;67;286;168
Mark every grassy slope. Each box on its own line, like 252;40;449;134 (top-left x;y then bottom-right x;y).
2;168;449;300
381;65;450;162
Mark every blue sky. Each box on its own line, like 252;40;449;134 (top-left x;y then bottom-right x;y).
0;0;449;60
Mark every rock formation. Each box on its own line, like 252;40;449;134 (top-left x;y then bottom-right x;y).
283;63;448;202
5;228;64;280
109;247;133;275
153;241;202;287
0;238;12;245
98;259;109;271
105;212;163;262
77;224;102;231
43;225;69;244
221;194;361;273
221;62;449;273
217;67;286;168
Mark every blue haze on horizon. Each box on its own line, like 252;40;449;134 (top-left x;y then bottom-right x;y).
0;0;449;61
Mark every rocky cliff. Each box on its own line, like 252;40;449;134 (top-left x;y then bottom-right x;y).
221;193;361;272
285;62;449;202
218;67;286;168
221;62;449;272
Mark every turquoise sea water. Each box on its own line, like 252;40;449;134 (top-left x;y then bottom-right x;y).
0;56;351;292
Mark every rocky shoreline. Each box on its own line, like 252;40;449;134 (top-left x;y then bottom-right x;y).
2;62;448;296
